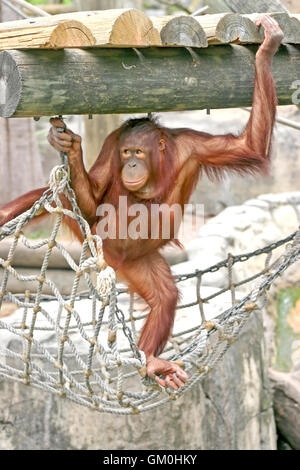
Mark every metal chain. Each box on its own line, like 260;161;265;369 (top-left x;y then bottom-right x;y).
175;229;299;283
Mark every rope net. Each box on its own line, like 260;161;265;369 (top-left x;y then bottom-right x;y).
0;163;299;414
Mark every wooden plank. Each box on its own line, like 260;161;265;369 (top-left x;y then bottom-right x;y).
0;45;299;118
151;15;208;47
0;9;161;49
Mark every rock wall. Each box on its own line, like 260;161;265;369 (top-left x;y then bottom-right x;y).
0;310;275;450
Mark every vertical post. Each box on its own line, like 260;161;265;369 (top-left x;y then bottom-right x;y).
0;2;44;205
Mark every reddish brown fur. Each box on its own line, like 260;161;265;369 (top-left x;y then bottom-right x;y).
0;19;282;383
106;120;178;206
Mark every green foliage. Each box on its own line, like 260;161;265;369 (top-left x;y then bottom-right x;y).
275;288;300;372
26;0;46;4
26;0;72;5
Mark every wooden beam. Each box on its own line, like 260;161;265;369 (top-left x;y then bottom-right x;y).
0;9;161;49
0;45;299;118
1;10;299;50
205;0;288;14
151;15;208;47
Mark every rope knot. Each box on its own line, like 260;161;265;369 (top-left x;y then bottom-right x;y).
96;266;115;299
48;165;69;195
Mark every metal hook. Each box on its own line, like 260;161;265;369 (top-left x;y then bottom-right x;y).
122;48;149;71
132;48;149;70
122;62;136;70
56;115;67;132
185;47;201;67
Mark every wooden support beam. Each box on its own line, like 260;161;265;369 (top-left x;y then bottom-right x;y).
151;15;208;47
0;9;161;50
0;45;299;118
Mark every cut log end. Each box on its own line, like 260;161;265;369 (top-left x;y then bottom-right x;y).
271;13;300;44
248;12;300;45
288;17;300;44
0;51;21;118
49;20;96;48
109;9;161;47
216;13;261;44
160;16;208;47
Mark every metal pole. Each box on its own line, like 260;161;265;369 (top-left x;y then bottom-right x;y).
1;0;28;19
8;0;50;17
